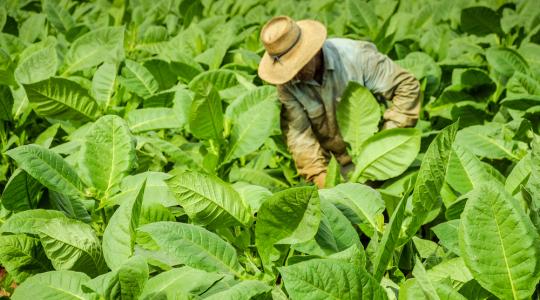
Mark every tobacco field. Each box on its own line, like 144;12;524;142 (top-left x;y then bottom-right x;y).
0;0;539;299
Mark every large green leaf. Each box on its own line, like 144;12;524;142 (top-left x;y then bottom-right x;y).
102;181;145;270
48;191;91;223
294;199;363;257
39;218;107;277
23;77;100;122
347;0;378;39
403;122;458;242
486;47;530;78
11;270;92;300
455;123;524;160
204;280;272;300
224;99;278;163
167;171;251;228
460;6;503;36
280;258;361;300
351;128;421;182
0;234;52;282
0;209;66;234
127;108;182;133
120;59;159;98
63;26;124;75
139;266;223;299
6;144;86;196
431;220;460;255
446;145;502;195
91;62;117;109
107;172;177;208
459;183;540;300
507;72;540;96
255;186;320;269
43;0;74;33
319;183;384;237
14;37;57;84
83;255;148;300
80;115;136;198
225;86;277;121
189;69;239;93
1;169;42;211
189;84;224;141
336;82;381;155
137;222;244;275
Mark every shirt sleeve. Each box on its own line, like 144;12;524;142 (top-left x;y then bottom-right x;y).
277;85;328;181
358;42;421;127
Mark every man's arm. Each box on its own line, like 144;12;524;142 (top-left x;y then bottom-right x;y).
358;42;421;129
277;85;328;186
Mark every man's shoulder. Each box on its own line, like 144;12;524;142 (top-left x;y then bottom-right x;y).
325;38;378;53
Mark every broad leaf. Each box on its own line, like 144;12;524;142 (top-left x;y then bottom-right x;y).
127;108;182;133
281;258;361;299
63;26;124;75
460;183;540;300
189;84;224;141
446;145;501;195
39;218;107;277
0;234;52;282
351;128;421;182
431;220;460;254
336;82;381;155
83;255;148;300
486;47;530;78
7;144;86;196
11;270;92;300
80;115;136;197
14;37;57;84
224;99;278;163
295;199;363;257
1;169;42;211
0;209;66;234
225;86;277;121
319;183;384;237
48;191;91;223
460;6;503;36
167;171;251;228
138;222;244;275
24;77;100;122
204;280;272;300
403;122;458;242
455;123;524;160
120;59;159;98
43;1;74;33
91;62;117;109
139;266;223;299
255;186;320;269
103;181;146;270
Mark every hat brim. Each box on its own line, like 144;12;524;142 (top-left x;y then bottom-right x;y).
258;20;327;85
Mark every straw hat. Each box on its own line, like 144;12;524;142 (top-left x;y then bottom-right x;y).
258;16;327;85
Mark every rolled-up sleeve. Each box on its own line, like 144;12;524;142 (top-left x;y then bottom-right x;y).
359;42;421;128
277;85;328;181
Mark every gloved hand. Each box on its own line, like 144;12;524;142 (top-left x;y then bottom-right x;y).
313;172;327;189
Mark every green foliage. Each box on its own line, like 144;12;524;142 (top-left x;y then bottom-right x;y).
0;1;540;299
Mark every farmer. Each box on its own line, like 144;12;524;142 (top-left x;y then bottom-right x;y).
258;16;421;188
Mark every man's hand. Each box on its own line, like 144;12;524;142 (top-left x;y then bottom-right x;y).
382;120;400;130
313;172;327;189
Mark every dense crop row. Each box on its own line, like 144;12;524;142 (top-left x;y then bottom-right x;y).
0;0;539;299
